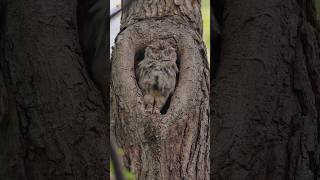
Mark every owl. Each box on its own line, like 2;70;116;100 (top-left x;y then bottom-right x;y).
136;40;179;114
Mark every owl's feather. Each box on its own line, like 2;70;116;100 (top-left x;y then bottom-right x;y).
136;40;178;113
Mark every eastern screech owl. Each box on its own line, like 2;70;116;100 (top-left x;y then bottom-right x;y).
136;40;179;114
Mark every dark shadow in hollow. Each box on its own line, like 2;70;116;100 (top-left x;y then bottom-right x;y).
134;48;145;72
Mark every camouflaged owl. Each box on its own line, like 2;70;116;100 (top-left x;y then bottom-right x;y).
136;40;179;114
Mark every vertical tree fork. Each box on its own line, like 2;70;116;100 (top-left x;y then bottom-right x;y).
111;0;209;179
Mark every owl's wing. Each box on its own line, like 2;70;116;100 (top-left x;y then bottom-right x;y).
136;59;157;91
162;61;179;77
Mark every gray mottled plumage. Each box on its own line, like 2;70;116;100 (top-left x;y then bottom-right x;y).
136;40;179;113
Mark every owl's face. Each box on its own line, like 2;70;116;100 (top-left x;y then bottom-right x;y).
139;40;179;82
145;40;177;62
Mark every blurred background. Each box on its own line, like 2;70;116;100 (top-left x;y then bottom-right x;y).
318;0;320;19
202;0;210;60
110;0;121;52
110;0;211;59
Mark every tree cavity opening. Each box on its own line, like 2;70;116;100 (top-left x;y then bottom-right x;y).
134;40;180;115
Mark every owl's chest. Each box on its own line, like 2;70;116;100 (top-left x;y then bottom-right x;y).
150;90;163;98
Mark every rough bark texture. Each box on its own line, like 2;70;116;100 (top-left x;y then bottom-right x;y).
0;1;108;179
111;0;209;179
211;0;320;179
120;0;203;34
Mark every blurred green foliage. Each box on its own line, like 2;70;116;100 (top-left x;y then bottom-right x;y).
110;148;136;180
202;0;210;60
110;161;136;180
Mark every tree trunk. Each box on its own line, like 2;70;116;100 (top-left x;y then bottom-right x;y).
211;0;320;179
111;0;209;179
0;1;108;179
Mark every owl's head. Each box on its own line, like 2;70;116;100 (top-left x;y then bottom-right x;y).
145;40;177;62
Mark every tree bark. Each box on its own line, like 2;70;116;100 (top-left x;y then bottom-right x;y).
111;0;209;179
211;0;320;179
0;1;108;179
